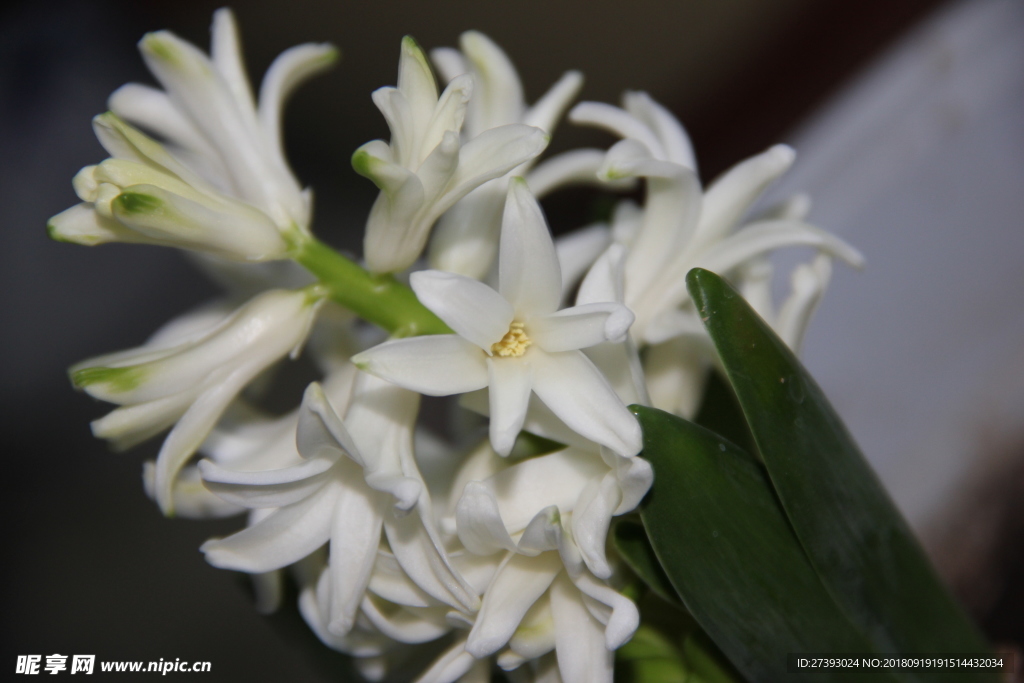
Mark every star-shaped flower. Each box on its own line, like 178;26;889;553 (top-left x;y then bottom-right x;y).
353;179;641;458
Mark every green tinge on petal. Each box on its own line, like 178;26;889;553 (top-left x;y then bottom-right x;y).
140;32;181;65
71;365;148;392
113;191;164;216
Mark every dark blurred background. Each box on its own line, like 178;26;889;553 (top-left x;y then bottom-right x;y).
3;0;1021;680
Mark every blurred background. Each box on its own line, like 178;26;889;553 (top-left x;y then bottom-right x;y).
2;0;1021;679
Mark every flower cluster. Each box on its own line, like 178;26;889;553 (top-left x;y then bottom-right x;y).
55;9;859;682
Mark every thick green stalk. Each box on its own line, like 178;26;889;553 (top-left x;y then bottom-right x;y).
293;237;450;337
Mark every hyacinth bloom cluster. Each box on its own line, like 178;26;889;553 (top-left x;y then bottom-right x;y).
55;9;861;683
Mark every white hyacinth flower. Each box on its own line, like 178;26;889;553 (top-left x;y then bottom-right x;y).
353;180;642;458
201;376;479;636
71;287;325;514
426;31;594;279
354;36;550;274
570;92;864;345
49;10;336;259
424;442;646;682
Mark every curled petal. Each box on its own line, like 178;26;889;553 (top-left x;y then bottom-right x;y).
466;551;562;657
201;482;336;572
530;303;634;353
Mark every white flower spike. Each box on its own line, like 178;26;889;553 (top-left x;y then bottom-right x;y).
71;287;325;514
426;31;591;279
353;179;642;458
571;92;863;344
354;36;550;274
49;10;337;258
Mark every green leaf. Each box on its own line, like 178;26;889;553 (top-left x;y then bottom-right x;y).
694;369;756;456
634;405;898;682
686;267;996;683
612;519;682;607
616;624;690;683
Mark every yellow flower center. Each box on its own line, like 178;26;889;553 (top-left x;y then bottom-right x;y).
491;322;531;358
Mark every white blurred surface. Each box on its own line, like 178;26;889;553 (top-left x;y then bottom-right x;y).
769;0;1024;527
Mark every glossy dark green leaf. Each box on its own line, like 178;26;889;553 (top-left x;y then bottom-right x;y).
694;369;757;456
686;268;996;683
612;519;682;607
634;405;898;683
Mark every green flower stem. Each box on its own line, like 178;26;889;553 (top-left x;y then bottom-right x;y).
293;237;451;337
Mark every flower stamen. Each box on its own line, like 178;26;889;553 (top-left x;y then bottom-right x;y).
491;321;531;357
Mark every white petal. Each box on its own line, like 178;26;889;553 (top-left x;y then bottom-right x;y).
327;489;386;635
108;183;287;261
642;307;706;345
415;637;476;683
499;179;562;317
296;382;362;462
384;512;479;613
598;138;682;181
353;336;488;396
199;456;335;509
154;359;266;514
91;392;193;451
370;87;414;166
142;462;242;519
622;91;695;169
396;36;439;147
474;448;606;534
108;83;210;154
459;31;524;135
258;43;339;155
445;124;549;208
417;130;461;200
250;567;283;615
421;74;472;157
91;112;206;187
517;506;563;556
608;452;653;514
360;594;450;644
568;101;665;159
210;9;256;116
524;70;584;134
368;551;437;608
466;551;563;657
410;271;513;351
530;303;634;353
528;149;634;198
486;357;533;456
554;223;613;304
137;32;281;214
455;481;518;555
201;482;336;572
47;203;134;247
775;254;833;353
549;573;613;683
427;179;506;280
577;244;625;307
644;337;709;419
430;46;467;84
569;571;640;650
697;219;865;274
531;350;642;457
692;144;796;249
507;590;556;660
622;166;702;304
570;473;621;579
